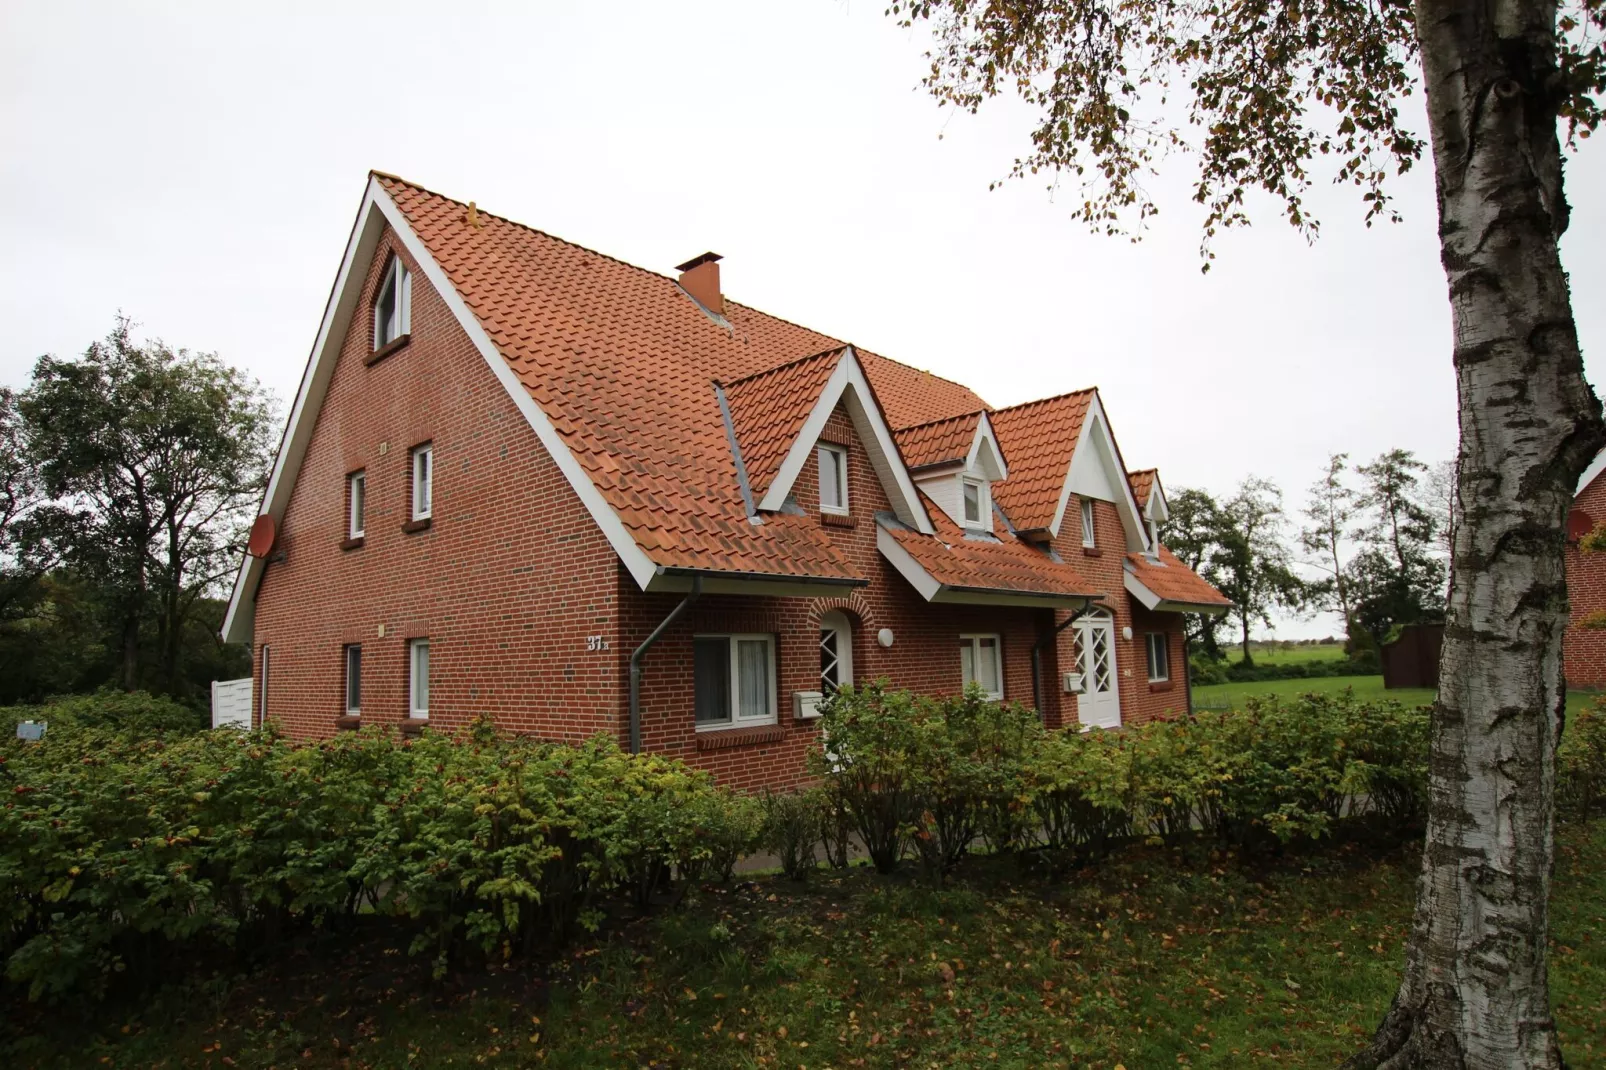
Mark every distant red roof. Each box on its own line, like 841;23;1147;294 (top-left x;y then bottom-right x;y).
1128;469;1157;510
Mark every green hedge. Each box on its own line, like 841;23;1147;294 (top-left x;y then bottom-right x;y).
0;719;759;1002
808;683;1438;880
805;685;1606;882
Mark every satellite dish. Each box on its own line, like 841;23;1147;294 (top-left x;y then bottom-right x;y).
247;515;278;558
1568;509;1594;542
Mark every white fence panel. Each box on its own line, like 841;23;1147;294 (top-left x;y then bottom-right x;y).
211;678;253;730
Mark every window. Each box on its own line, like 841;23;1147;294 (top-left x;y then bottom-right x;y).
962;478;985;526
818;443;848;515
411;444;433;520
348;471;366;538
694;634;776;729
409;639;430;718
1081;498;1097;548
959;634;1003;700
259;645;270;726
1145;632;1170;683
374;256;411;348
819;610;854;692
344;644;362;715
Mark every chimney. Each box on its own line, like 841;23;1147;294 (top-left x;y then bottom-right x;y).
676;252;723;316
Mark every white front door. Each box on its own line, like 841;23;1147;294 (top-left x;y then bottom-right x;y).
1074;614;1121;729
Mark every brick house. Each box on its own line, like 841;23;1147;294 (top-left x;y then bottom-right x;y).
222;172;1229;791
1566;452;1606;689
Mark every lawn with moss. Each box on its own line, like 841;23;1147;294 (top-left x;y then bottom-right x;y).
6;821;1602;1069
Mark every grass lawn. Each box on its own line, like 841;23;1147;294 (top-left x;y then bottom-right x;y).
1192;673;1601;720
7;822;1603;1069
1232;642;1348;666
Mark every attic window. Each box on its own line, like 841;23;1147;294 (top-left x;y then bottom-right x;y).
1080;498;1096;548
818;443;848;515
962;478;985;527
374;256;411;349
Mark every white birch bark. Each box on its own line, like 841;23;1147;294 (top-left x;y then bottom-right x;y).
1352;0;1605;1066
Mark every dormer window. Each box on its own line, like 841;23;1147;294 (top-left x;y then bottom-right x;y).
818;443;848;515
962;478;986;527
1081;498;1096;548
374;256;411;349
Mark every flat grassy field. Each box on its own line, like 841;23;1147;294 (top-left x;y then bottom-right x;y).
1192;674;1601;719
1232;641;1348;665
7;822;1603;1069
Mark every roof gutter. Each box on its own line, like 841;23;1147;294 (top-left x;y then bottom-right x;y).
629;576;702;754
654;565;868;589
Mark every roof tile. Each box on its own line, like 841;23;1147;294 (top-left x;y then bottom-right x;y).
988;391;1096;531
378;175;983;580
894;411;983;470
882;493;1102;600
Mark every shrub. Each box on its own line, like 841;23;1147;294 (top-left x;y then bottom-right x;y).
1027;728;1133;857
759;790;820;880
1;689;204;737
1560;698;1606;820
808;683;923;873
0;708;758;1000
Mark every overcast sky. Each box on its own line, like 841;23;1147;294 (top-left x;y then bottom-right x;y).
4;1;1603;640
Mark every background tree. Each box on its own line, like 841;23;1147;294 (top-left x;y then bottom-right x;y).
20;318;274;697
1345;448;1447;646
1160;486;1229;661
885;1;1606;1063
1300;454;1360;651
0;389;73;621
1212;476;1306;665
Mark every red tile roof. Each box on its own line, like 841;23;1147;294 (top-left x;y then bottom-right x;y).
988;390;1096;531
378;175;984;579
721;347;847;500
893;411;983;470
881;493;1101;601
1128;469;1157;510
1126;546;1232;607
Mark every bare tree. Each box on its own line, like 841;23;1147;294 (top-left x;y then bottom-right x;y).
1300;454;1359;646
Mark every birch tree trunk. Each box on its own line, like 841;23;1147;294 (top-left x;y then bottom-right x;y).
1351;0;1604;1066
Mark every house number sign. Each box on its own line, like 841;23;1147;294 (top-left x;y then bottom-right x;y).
586;635;610;651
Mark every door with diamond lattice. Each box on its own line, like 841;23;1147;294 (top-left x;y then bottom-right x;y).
1073;612;1121;729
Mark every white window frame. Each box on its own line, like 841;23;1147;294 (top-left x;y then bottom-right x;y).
1081;497;1097;548
961;477;987;527
409;638;430;719
1145;632;1170;683
819;610;854;692
817;442;849;515
411;443;433;521
693;632;778;731
373;256;411;348
344;644;362;716
348;470;366;539
959;633;1004;700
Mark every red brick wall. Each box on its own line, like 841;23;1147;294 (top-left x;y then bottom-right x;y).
1046;497;1189;729
255;253;1189;789
624;402;1052;791
252;227;623;740
1565;473;1606;689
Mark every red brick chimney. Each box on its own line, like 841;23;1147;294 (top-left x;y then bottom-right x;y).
676;252;723;316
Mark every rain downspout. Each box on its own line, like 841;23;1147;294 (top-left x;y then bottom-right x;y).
1032;602;1098;722
628;577;702;754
